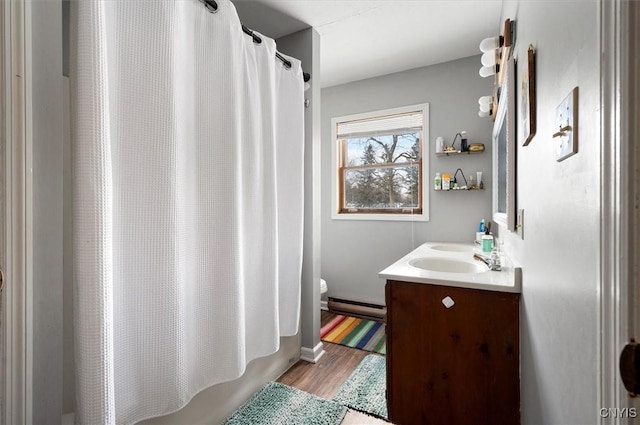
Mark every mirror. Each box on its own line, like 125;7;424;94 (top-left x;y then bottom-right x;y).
492;57;516;231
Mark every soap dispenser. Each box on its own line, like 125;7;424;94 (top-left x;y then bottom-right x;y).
481;221;493;252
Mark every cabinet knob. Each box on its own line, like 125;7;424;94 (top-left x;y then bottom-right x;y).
442;296;455;309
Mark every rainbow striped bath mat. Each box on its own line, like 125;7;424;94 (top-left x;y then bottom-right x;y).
320;315;386;354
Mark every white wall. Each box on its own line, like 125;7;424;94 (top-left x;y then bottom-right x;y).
499;2;600;424
321;55;494;305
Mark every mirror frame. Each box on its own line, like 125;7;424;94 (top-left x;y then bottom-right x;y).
492;57;516;231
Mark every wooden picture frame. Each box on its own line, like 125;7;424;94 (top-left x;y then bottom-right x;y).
521;45;536;146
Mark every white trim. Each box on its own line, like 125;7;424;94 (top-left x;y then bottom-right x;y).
599;0;633;422
24;0;33;422
330;103;430;222
2;0;30;423
300;342;325;364
492;57;516;231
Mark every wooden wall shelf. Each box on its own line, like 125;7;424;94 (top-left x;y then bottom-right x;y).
435;188;485;191
436;151;484;157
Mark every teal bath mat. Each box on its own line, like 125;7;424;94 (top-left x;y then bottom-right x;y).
223;382;347;425
332;354;388;420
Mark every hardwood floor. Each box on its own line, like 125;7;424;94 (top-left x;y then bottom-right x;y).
278;311;390;425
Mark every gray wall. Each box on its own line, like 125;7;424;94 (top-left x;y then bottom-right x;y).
321;55;494;305
499;2;600;424
32;0;64;422
277;28;323;354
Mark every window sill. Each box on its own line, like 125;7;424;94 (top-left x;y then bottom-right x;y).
331;211;428;222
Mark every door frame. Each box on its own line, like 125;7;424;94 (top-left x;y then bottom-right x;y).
599;0;638;422
2;0;32;424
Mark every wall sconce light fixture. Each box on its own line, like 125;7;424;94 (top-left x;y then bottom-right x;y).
477;19;515;119
479;36;503;53
478;95;492;117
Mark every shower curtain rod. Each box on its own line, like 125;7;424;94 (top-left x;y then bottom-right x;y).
202;0;312;83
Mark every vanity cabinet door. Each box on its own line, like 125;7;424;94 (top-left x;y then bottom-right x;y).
385;280;520;425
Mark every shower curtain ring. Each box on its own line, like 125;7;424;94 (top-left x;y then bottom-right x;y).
204;0;218;13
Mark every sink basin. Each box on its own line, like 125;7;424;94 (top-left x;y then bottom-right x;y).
429;244;474;252
409;257;487;274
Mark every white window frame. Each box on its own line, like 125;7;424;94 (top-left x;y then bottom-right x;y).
331;103;429;222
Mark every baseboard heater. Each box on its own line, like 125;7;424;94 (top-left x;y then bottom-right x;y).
327;297;387;323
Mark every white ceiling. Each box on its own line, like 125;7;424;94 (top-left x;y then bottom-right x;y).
233;0;504;88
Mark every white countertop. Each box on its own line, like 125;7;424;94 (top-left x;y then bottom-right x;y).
378;242;522;293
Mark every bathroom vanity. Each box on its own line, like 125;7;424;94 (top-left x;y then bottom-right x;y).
379;243;522;425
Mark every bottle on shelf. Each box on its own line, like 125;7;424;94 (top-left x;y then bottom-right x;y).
442;173;451;191
434;173;442;191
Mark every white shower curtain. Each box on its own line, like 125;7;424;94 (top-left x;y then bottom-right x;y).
72;0;304;423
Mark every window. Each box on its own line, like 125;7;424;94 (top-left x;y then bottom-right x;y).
332;104;429;221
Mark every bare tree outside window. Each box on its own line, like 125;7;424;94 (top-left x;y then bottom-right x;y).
333;105;428;219
342;133;421;211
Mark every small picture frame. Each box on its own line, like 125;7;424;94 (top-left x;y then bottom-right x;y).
521;45;536;146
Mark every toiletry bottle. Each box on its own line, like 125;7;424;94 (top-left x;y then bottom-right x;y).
442;173;450;191
482;221;493;252
434;173;442;190
489;246;502;270
436;137;444;154
460;131;468;152
482;234;494;252
476;219;486;243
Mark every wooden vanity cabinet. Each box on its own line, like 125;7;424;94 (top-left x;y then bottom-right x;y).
385;280;520;425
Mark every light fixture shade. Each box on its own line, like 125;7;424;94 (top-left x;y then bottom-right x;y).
478;110;490;118
479;66;496;78
481;51;496;66
478;95;492;106
479;36;500;53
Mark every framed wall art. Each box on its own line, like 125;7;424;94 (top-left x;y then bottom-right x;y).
521;45;536;146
